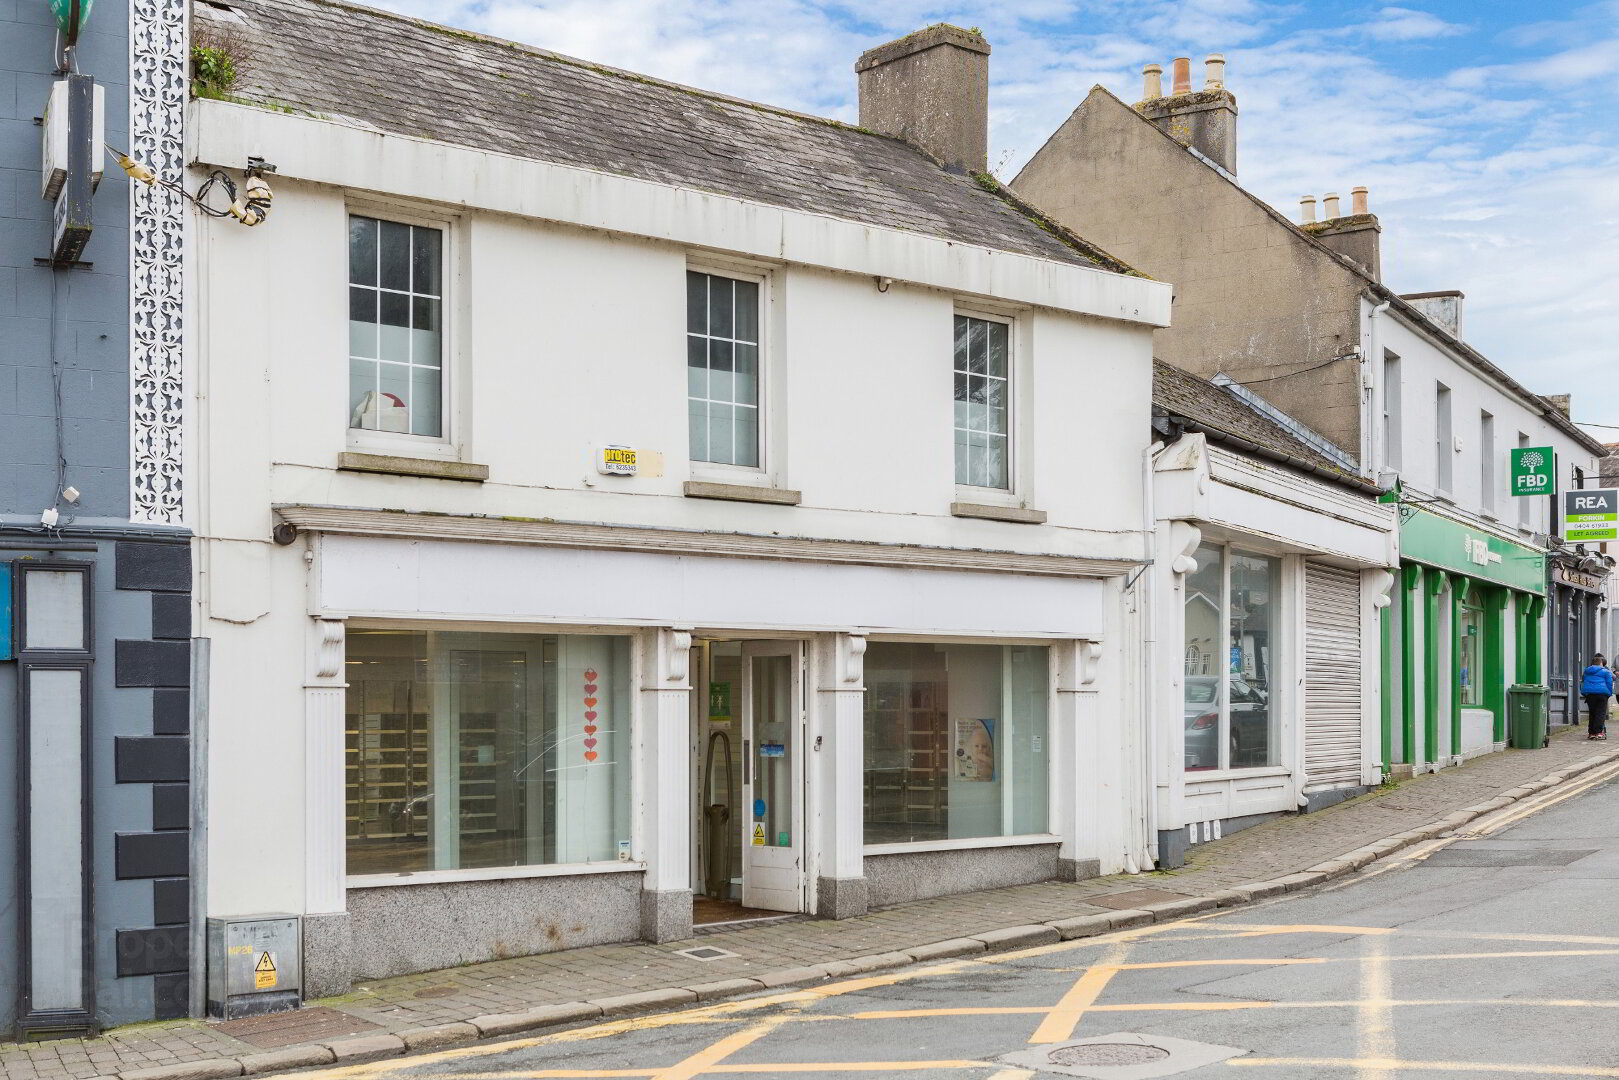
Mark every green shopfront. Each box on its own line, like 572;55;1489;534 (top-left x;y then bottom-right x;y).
1383;503;1547;771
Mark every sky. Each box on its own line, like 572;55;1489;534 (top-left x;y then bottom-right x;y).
365;0;1619;436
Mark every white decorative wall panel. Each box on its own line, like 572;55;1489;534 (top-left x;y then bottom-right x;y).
130;0;187;525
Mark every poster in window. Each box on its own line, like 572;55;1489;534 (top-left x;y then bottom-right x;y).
953;717;995;782
708;682;732;725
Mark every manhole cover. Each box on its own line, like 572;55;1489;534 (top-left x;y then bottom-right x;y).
1002;1032;1247;1078
413;986;458;999
1050;1043;1171;1067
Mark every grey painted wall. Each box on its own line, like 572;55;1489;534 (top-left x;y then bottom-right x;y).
2;0;133;528
2;0;195;1039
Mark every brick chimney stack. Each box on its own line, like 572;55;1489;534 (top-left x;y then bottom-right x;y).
1135;51;1238;175
1301;183;1382;280
856;25;990;174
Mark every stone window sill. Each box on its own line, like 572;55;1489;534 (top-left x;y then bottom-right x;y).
337;452;489;483
683;481;801;505
950;501;1047;525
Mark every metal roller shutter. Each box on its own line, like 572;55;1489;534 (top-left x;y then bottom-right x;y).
1304;562;1363;790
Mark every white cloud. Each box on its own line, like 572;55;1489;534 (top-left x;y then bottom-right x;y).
1363;6;1466;42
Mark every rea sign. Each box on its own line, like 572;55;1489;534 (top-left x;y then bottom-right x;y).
1510;446;1556;496
1564;488;1619;543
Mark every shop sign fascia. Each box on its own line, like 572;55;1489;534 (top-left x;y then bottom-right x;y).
1396;503;1545;594
1551;563;1606;594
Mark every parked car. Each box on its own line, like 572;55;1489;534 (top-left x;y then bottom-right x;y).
1184;675;1270;769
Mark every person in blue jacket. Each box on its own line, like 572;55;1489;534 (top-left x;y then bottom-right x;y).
1580;655;1612;740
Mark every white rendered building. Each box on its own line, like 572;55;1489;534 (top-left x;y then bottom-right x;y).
186;6;1169;996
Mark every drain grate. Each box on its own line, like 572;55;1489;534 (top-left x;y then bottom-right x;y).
1049;1042;1171;1067
673;945;740;962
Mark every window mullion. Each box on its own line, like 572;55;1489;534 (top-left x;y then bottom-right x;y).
1220;544;1232;770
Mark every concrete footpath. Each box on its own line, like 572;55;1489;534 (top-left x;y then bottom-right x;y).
6;726;1615;1080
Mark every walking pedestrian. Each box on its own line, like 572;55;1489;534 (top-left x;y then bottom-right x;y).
1581;655;1612;740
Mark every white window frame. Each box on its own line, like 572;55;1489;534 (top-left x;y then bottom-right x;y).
1479;410;1496;517
1435;382;1453;497
339;619;638;886
686;260;772;484
857;635;1057;853
1381;350;1401;472
1183;540;1292;774
952;305;1021;500
345;200;460;461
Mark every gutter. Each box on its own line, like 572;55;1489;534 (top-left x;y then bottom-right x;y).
1157;411;1388;496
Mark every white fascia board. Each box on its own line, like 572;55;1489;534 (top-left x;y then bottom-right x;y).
1207;447;1392;531
1204;478;1394;566
190;99;1171;327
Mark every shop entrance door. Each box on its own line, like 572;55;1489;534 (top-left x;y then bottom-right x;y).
739;641;805;912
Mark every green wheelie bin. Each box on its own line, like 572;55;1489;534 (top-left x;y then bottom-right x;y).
1508;684;1549;749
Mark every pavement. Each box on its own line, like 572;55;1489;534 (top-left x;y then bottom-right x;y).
4;725;1614;1080
342;752;1619;1079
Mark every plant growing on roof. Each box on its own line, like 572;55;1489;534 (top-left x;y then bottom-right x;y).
190;21;251;99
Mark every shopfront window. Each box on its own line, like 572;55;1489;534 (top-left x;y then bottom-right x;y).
1184;544;1282;771
863;642;1049;844
1459;600;1482;707
345;630;631;875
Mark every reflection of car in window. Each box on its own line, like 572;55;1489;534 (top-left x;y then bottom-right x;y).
1184;676;1270;770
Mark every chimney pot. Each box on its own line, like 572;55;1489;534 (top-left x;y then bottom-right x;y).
1171;56;1192;94
1300;195;1317;224
1351;185;1369;215
1142;62;1162;101
1323;191;1341;218
1204;53;1226;90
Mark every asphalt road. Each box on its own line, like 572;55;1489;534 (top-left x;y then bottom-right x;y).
318;763;1619;1079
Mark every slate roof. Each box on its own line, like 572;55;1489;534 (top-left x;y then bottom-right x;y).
1152;360;1375;490
199;0;1133;274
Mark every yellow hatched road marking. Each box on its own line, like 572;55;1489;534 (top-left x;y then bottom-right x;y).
1028;966;1117;1044
649;1017;785;1080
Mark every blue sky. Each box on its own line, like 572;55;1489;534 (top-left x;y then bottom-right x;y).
370;0;1619;435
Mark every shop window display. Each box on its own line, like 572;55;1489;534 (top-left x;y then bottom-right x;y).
344;629;631;875
1184;544;1282;771
863;642;1050;844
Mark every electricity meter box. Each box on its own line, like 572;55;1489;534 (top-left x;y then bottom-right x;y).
206;915;302;1019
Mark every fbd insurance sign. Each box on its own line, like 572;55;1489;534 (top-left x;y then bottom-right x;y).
1564;488;1619;543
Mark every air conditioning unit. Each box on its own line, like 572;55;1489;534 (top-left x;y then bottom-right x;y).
41;76;105;201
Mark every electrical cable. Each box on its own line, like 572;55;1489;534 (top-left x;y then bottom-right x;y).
1228;355;1345;386
104;145;273;225
39;269;73;536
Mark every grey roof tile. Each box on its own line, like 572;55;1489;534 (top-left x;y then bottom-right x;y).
203;0;1135;273
1153;360;1369;487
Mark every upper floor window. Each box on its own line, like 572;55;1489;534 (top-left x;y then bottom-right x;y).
1381;351;1401;471
953;314;1010;489
687;271;761;468
1435;382;1453;494
1480;411;1495;512
348;215;444;438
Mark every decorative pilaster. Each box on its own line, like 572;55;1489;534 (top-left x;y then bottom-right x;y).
129;0;188;525
302;617;351;997
636;628;693;942
812;632;867;918
1055;639;1104;881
